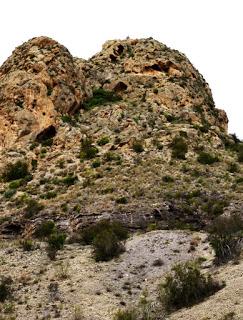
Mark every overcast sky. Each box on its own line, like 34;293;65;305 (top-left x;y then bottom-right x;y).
1;0;242;138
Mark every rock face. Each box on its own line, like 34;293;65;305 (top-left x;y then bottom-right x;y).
80;38;228;132
0;36;87;148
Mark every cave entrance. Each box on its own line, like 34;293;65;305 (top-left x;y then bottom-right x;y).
36;125;56;143
113;81;128;92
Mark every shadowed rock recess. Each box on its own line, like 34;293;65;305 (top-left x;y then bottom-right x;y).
0;37;242;320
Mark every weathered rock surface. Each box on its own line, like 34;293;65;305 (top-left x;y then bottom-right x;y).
0;36;87;148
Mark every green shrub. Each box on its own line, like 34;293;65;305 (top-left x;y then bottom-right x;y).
162;175;174;183
46;231;66;260
20;239;34;251
40;191;57;199
8;178;24;189
91;160;101;168
202;198;229;217
97;136;110;146
171;136;188;160
41;138;53;147
209;214;243;264
80;138;98;160
4;189;17;199
236;177;243;184
80;220;128;245
1;160;29;182
83;88;121;110
23;199;44;219
47;231;66;250
31;159;38;170
61;115;77;126
35;220;56;238
103;151;121;162
227;162;240;173
62;175;78;186
0;276;13;302
159;261;223;311
93;229;124;261
113;308;138;320
116;197;128;204
237;144;243;162
132;141;144;153
197;152;219;164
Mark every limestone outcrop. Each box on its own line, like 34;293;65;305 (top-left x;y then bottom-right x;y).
0;36;87;148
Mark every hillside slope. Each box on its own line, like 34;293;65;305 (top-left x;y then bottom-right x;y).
0;37;242;320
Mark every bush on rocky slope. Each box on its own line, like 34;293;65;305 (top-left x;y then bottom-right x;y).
1;160;29;182
93;229;125;261
171;136;188;160
209;214;243;264
80;220;128;261
113;308;138;320
83;88;121;110
0;276;13;302
197;151;219;165
158;260;223;311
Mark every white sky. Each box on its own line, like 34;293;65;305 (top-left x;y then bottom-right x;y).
1;0;242;138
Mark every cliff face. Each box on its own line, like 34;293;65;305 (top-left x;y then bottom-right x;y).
0;37;228;150
0;36;87;148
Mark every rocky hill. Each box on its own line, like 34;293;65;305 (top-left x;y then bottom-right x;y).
0;37;242;320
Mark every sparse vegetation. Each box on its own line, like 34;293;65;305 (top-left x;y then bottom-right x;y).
20;238;34;251
209;214;243;264
93;229;125;261
80;220;128;245
80;137;98;160
197;151;219;165
1;160;29;182
8;178;24;189
113;308;138;320
62;175;78;186
171;136;188;160
47;231;66;259
237;144;243;162
103;151;121;163
116;196;128;204
61;114;77;126
35;220;56;238
0;276;13;302
83;88;121;110
40;191;57;199
97;136;110;146
202;197;229;217
23;199;44;219
80;220;128;261
227;162;240;173
159;261;223;311
162;175;174;183
132;141;144;153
